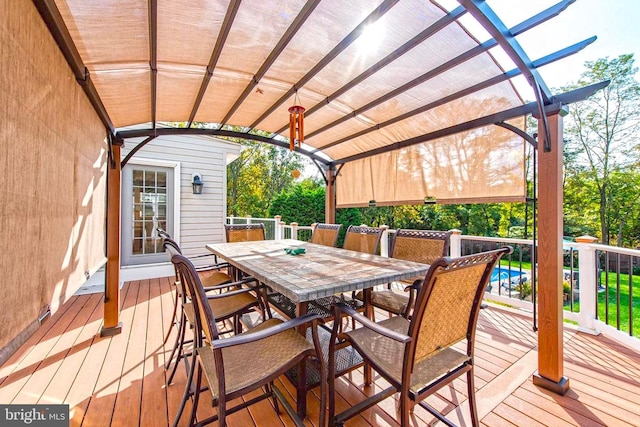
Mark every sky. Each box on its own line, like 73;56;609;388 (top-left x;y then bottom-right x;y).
473;0;640;94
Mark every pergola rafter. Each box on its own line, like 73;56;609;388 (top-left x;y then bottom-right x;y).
272;6;468;136
248;0;400;130
219;0;322;127
186;0;242;128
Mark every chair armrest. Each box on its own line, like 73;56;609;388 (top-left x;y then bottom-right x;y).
211;313;324;349
333;302;411;344
403;278;423;292
203;276;256;292
206;286;258;299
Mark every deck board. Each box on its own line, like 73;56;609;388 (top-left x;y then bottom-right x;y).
1;277;639;427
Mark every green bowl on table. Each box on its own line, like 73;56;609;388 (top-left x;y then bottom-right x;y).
284;247;306;256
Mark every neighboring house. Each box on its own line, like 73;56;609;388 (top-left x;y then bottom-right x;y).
119;134;241;281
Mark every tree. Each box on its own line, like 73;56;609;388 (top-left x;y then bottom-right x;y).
227;141;305;217
561;54;640;245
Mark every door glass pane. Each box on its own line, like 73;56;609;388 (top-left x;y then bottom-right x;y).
133;170;144;186
131;169;169;256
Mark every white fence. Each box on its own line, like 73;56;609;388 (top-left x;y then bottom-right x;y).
226;216;640;349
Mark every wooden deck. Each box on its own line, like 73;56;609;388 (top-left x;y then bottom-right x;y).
1;277;639;426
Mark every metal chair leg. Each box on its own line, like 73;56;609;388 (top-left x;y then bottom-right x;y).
172;345;197;427
165;309;185;371
163;286;179;345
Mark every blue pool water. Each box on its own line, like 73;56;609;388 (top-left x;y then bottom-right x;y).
490;267;527;284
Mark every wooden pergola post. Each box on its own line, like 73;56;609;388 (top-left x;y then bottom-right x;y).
101;140;123;337
325;166;336;224
533;108;569;394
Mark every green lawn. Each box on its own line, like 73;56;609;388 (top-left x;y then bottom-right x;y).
496;259;639;338
594;272;640;337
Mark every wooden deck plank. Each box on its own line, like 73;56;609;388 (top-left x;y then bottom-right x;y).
36;293;104;405
513;385;608;427
0;296;86;403
9;294;103;404
502;394;577;427
0;294;77;386
140;277;171;427
110;279;151;426
2;279;640;427
79;281;141;426
519;379;637;427
481;411;518;427
491;401;548;427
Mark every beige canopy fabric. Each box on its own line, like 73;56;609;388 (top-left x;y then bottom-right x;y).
47;0;594;207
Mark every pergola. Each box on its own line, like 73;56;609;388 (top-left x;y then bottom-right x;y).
5;0;608;397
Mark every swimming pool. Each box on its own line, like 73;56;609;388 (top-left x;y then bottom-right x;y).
490;267;528;288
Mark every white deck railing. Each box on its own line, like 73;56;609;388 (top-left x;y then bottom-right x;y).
226;216;640;349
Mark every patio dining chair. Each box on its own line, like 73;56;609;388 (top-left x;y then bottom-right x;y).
172;253;327;427
224;223;266;242
162;238;267;387
327;247;511;427
355;229;452;319
310;223;342;247
161;236;234;346
341;225;383;254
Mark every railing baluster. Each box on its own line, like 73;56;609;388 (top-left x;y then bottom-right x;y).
605;252;610;325
629;254;634;336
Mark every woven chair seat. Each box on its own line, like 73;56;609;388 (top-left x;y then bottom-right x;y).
354;289;410;315
197;318;315;401
346;316;470;393
201;271;232;288
183;291;259;324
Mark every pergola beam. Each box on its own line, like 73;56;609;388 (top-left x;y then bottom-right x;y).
187;0;242;127
248;0;400;129
115;127;332;165
458;0;554;103
219;0;321;127
149;0;158;129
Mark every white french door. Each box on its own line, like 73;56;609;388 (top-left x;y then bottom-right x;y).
121;164;175;265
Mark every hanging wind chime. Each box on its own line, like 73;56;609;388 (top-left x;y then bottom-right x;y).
288;91;305;151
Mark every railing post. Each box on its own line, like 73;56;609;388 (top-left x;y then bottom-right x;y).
246;215;252;225
449;229;462;257
228;215;233;224
274;216;282;240
576;235;600;335
291;222;298;240
379;225;390;257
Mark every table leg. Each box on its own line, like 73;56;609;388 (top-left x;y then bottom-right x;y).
295;301;308;418
363;288;373;386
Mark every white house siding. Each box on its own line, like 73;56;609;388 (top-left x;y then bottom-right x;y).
121;134;241;278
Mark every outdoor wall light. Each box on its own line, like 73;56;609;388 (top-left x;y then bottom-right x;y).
424;196;436;205
192;173;204;194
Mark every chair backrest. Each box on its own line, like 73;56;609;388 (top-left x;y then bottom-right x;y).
408;247;511;364
342;225;383;255
157;227;171;239
171;253;220;345
390;229;452;265
224;223;266;242
162;238;189;300
310;223;342;247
